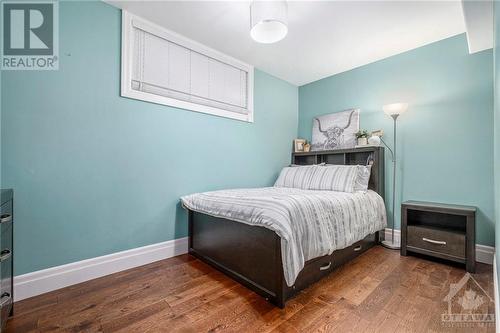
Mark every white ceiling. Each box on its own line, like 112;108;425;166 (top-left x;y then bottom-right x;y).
461;0;493;54
107;1;467;86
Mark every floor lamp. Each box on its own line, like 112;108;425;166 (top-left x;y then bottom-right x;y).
380;102;408;250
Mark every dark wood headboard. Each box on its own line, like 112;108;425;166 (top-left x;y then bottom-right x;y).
291;146;385;199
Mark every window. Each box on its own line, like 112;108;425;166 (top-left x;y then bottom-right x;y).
121;12;254;122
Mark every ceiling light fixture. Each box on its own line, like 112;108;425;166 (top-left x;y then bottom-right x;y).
250;1;288;44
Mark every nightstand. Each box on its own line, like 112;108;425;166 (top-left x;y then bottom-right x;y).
401;201;476;273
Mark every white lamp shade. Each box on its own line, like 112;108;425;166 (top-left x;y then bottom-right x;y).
383;103;408;116
250;1;288;44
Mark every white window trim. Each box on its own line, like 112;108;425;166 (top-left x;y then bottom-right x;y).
121;11;254;123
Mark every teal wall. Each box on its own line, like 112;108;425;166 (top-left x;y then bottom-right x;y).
0;1;298;275
494;3;500;281
1;1;495;276
299;34;494;246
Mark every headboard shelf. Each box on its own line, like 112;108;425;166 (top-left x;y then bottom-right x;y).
292;146;382;157
292;146;385;199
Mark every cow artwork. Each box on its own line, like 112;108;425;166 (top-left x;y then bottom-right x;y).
311;109;360;151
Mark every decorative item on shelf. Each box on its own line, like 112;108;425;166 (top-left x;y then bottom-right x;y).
311;109;360;151
294;139;306;152
355;130;369;146
368;130;383;146
303;142;311;152
368;136;381;146
380;102;408;250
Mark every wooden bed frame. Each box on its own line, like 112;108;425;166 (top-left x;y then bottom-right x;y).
187;146;385;308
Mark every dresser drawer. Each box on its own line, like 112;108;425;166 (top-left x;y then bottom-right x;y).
0;223;12;266
0;221;12;328
407;225;465;259
0;255;12;324
0;190;13;327
0;202;12;235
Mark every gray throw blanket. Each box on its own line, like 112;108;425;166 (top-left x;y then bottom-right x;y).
181;187;387;286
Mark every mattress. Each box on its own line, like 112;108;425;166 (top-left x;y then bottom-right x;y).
181;187;387;286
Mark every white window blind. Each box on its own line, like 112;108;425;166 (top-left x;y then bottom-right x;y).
121;12;254;122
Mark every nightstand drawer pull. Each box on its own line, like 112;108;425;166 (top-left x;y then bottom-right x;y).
0;293;11;307
422;237;446;245
0;214;11;224
0;249;11;262
354;245;362;251
319;262;331;271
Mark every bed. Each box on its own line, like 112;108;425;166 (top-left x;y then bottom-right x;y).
182;147;386;308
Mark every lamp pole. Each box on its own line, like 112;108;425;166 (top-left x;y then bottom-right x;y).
380;104;406;250
389;114;399;249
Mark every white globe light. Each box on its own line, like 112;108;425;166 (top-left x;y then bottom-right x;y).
250;20;288;44
250;1;288;44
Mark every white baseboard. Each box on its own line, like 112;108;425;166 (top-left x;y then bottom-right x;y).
494;254;499;333
383;228;401;243
384;228;495;265
13;229;495;303
477;244;496;265
14;237;189;302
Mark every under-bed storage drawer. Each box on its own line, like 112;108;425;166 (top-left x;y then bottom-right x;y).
331;236;373;268
291;255;335;291
290;234;375;292
407;225;465;260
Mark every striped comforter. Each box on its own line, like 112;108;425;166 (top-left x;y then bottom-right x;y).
181;187;387;286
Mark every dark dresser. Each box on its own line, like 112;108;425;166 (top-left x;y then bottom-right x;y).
0;189;13;330
401;200;476;273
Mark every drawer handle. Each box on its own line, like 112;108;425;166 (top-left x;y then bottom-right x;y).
354;245;362;252
0;249;11;262
0;214;11;224
422;237;447;245
319;262;331;271
0;293;11;307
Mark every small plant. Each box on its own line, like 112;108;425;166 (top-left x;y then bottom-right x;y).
355;130;369;139
303;142;311;152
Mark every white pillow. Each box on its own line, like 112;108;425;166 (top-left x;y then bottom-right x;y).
308;165;358;193
353;165;372;192
274;165;318;189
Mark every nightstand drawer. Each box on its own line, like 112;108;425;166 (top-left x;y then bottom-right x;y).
407;225;465;259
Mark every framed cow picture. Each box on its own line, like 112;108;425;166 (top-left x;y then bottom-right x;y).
311;109;360;151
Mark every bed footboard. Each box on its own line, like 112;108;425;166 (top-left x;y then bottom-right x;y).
188;210;381;308
188;210;286;307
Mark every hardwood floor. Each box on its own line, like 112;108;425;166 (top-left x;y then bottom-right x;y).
6;246;494;333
